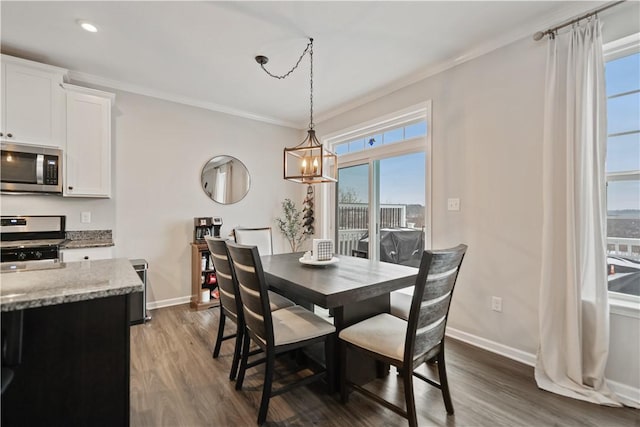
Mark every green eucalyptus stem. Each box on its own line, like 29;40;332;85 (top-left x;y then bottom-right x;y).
275;198;310;252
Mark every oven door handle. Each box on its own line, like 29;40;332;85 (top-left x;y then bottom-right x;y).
36;154;44;185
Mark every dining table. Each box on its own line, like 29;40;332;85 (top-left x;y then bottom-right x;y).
260;252;419;386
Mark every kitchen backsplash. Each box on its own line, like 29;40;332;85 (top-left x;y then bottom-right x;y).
66;230;112;242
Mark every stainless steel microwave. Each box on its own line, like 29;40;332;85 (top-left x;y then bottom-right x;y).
1;143;63;194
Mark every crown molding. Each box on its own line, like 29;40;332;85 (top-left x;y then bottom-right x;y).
65;2;609;131
67;70;300;129
61;83;116;102
314;1;608;125
1;53;68;75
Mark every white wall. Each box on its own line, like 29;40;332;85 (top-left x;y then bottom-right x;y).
111;91;302;304
1;195;114;230
317;6;639;401
1;89;303;306
320;36;546;354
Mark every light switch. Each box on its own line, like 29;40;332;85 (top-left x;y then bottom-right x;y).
447;198;460;211
81;211;91;223
491;296;503;312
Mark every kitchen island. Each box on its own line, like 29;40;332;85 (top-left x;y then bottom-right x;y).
1;258;142;426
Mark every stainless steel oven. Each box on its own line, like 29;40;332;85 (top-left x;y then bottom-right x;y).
0;215;66;272
1;143;63;194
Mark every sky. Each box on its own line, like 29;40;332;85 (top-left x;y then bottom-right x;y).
338;152;425;206
606;52;640;211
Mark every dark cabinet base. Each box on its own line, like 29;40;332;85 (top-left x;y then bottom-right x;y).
1;295;130;426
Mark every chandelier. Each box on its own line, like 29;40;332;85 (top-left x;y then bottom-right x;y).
255;38;337;184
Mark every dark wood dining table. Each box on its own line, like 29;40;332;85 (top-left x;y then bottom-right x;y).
261;252;418;385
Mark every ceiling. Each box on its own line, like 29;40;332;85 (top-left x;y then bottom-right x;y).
1;1;606;129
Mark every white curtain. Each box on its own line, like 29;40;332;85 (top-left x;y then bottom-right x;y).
536;17;621;406
214;163;230;203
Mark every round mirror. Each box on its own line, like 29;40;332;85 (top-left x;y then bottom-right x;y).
201;155;250;204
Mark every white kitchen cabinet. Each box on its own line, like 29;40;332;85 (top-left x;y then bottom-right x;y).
63;84;115;198
60;246;114;262
1;55;67;147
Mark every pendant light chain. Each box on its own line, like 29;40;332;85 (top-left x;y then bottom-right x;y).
258;39;313;80
257;37;337;184
257;38;315;130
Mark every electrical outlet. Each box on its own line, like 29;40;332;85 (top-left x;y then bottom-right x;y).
81;211;91;224
447;198;460;211
491;296;503;312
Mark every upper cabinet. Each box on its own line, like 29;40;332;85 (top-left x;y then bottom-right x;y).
1;55;67;147
1;55;115;199
63;84;115;198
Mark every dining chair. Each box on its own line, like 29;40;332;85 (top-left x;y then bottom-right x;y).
204;236;295;381
234;226;273;255
339;244;467;427
226;241;336;426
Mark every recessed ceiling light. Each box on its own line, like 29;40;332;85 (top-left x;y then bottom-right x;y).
77;20;98;33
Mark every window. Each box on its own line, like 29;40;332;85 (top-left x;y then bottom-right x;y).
322;103;432;267
604;35;640;299
332;119;428;156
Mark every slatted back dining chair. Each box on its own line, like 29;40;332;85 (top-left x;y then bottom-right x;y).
226;241;336;426
234;227;273;256
339;244;467;427
205;236;247;381
205;237;294;382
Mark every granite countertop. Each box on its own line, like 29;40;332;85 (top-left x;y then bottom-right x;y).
62;230;114;249
0;258;143;312
62;239;114;249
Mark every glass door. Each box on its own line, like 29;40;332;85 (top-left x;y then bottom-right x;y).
336;152;426;267
336;163;370;257
377;152;426;267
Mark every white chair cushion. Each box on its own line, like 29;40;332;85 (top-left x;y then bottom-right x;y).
339;313;407;362
272;306;336;347
390;286;414;321
267;290;295;311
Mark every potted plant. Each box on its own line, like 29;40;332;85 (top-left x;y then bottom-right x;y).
275;198;311;252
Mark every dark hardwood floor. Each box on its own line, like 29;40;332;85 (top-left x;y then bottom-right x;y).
130;304;639;426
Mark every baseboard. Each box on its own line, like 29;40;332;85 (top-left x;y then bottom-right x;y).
445;327;640;407
147;295;191;310
446;327;537;367
608;379;640;408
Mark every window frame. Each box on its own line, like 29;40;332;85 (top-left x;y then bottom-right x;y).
317;102;432;252
332;118;426;155
604;33;640;317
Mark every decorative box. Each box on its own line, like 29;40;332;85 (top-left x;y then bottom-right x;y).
313;239;333;261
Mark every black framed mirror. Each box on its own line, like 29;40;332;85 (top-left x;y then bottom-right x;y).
201;155;250;204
